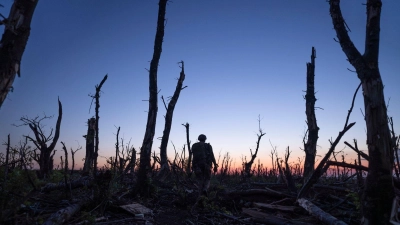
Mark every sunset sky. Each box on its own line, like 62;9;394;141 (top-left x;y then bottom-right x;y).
0;1;399;170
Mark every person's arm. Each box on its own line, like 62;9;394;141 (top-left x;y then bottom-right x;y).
208;144;218;169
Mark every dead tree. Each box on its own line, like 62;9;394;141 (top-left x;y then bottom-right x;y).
329;1;394;223
114;126;120;173
0;0;38;109
21;98;62;178
389;117;399;178
243;116;266;177
297;83;360;199
159;61;187;174
60;141;70;196
2;134;10;190
182;122;192;175
284;147;297;193
137;0;168;193
70;144;81;175
83;118;95;173
91;74;107;175
303;47;319;182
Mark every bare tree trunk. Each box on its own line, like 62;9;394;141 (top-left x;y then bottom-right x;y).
390;118;400;179
329;1;394;223
83;118;95;173
159;61;186;173
2;134;10;189
303;47;319;182
284;147;297;193
115;126;120;173
137;0;167;194
183;123;192;175
61;142;70;197
70;146;81;175
93;75;107;176
0;0;38;109
297;84;359;199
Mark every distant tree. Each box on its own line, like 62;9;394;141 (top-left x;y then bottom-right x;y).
303;47;319;182
182;122;192;175
0;0;39;109
243;116;265;178
159;61;187;175
90;74;107;176
329;0;394;223
83;117;96;173
19;98;62;179
137;0;168;194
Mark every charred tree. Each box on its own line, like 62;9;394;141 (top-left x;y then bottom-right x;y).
83;118;95;173
182;122;192;175
243;116;265;178
284;147;297;193
61;141;70;197
22;98;62;178
70;145;81;175
297;83;360;199
2;134;10;189
329;1;394;223
137;0;167;194
92;74;107;175
303;47;319;182
114;126;120;173
159;61;187;174
0;0;38;109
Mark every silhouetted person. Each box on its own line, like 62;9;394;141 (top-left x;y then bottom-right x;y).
191;134;218;196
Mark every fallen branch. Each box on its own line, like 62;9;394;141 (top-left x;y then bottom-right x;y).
41;176;93;193
43;199;88;225
242;208;314;225
344;141;369;161
253;202;301;213
297;198;347;225
312;184;351;192
229;188;295;198
325;161;368;171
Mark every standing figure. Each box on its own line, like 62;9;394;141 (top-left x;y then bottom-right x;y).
191;134;218;196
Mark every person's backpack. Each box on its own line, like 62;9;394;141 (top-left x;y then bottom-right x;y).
192;142;206;166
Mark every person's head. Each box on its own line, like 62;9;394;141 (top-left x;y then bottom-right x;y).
198;134;207;142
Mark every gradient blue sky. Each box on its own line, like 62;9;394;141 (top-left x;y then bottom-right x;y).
0;1;399;169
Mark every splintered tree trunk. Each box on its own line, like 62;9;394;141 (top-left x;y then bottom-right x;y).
137;0;167;193
159;61;186;173
303;47;319;182
83;118;96;173
329;1;394;223
93;74;107;176
0;0;38;109
183;123;192;174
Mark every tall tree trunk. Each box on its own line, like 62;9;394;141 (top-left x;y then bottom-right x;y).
329;1;394;223
183;123;192;175
115;126;120;173
303;47;319;182
159;61;186;173
0;0;38;109
93;74;107;176
83;118;96;173
137;0;167;194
